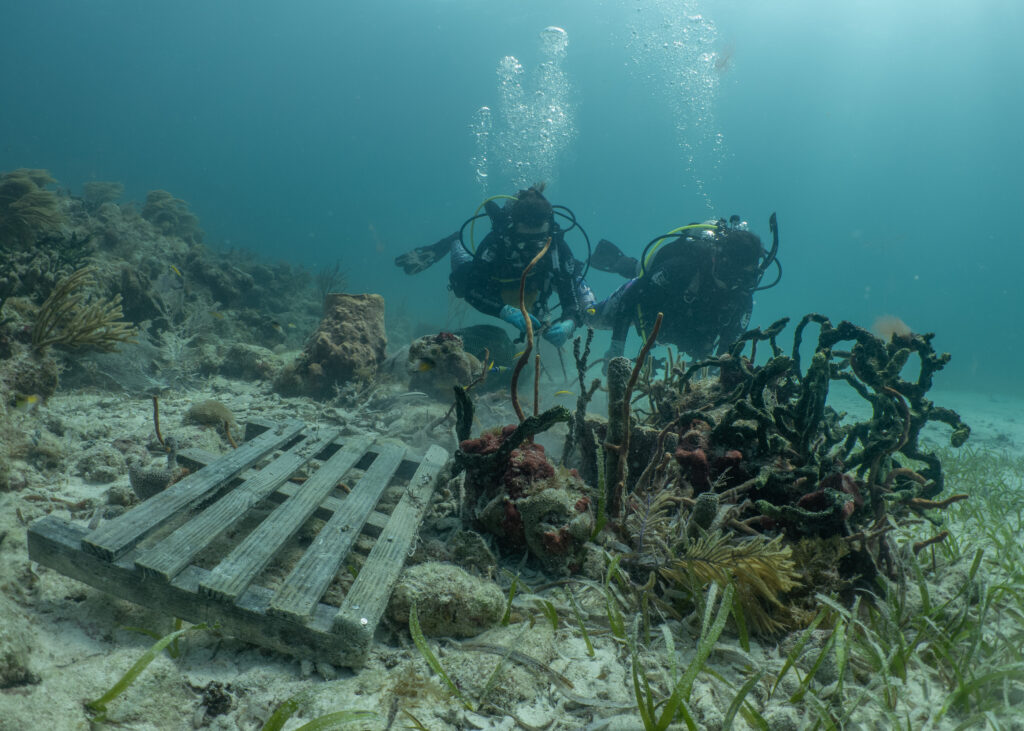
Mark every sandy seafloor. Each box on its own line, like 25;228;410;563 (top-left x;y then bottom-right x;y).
0;371;1020;731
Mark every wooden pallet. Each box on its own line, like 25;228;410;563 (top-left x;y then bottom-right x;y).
27;420;448;667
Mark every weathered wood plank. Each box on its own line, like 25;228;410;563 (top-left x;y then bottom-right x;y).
135;430;343;581
27;515;364;666
198;436;372;603
176;447;390;536
268;443;406;622
83;421;306;561
333;444;448;658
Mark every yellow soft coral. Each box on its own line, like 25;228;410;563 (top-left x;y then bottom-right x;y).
31;266;137;352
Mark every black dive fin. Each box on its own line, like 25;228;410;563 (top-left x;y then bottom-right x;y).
484;199;509;230
592;239;640;279
395;231;459;275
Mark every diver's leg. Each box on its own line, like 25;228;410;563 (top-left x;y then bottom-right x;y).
588;279;634;330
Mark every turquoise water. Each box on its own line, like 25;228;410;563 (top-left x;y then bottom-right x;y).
3;0;1021;394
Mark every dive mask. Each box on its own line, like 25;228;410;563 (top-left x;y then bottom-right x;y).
509;230;550;257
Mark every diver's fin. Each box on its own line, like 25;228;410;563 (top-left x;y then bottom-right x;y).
484;199;509;230
395;231;460;275
592;239;640;279
591;239;624;269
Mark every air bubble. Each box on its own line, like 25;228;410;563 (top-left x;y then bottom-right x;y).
540;26;568;58
625;0;725;206
470;27;576;190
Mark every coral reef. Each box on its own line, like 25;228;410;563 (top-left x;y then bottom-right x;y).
275;293;386;398
183;247;255;308
141;189;203;245
449;314;970;631
0;171;327;400
5;350;60;402
600;314;970;626
0;168;65;250
406;332;482;399
81;181;124;212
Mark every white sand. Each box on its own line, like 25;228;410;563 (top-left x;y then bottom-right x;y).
0;378;1019;730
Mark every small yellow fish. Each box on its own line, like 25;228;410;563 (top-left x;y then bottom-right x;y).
514;350;526;358
270;320;284;334
586;307;597;316
14;394;41;412
169;264;183;278
417;360;434;372
553;390;573;397
210;311;225;320
287;323;296;329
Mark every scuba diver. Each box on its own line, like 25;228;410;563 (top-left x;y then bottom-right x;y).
588;213;781;364
395;184;596;348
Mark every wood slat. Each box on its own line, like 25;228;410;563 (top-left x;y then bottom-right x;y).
198;436;374;602
83;420;306;561
333;444;447;656
268;443;406;622
27;415;453;668
176;446;391;536
134;430;342;581
27;515;359;666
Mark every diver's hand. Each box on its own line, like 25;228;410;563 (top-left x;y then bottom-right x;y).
499;305;541;333
543;319;575;348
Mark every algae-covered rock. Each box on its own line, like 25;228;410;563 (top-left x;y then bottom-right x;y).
406;332;481;400
75;443;126;483
8;351;60;402
448;530;497;577
28;431;64;471
220;342;279;382
462;421;594;575
387;562;504;638
0;596;38;688
517;487;594;575
117;263;167;327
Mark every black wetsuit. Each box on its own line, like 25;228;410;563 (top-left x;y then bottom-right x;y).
449;225;595;327
594;233;753;359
